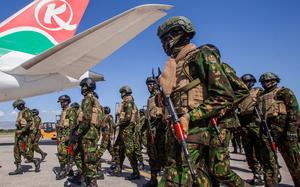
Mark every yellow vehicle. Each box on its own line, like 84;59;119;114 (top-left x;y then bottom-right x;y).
41;122;57;140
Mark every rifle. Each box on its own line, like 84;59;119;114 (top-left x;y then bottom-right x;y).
152;68;198;185
254;106;282;182
143;105;155;145
113;102;120;145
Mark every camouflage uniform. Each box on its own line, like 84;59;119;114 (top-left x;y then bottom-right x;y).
144;86;166;187
134;111;145;166
238;86;265;184
96;113;115;159
156;16;249;187
258;72;300;187
230;127;242;154
113;87;140;180
75;89;101;186
57;106;77;170
9;100;40;175
31;110;47;160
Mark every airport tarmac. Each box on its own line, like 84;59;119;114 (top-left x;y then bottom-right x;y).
0;135;295;187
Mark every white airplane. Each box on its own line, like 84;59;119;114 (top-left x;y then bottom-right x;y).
0;0;172;102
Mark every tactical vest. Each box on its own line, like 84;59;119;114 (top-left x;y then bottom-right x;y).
91;95;102;126
16;110;27;129
119;96;138;124
147;94;163;119
171;48;207;115
60;107;70;128
239;88;261;115
258;87;287;118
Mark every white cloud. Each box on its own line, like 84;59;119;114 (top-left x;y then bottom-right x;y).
0;111;4;117
11;110;18;116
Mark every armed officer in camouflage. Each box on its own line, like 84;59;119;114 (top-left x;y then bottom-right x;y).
156;16;250;187
56;95;78;180
31;109;47;161
95;106;115;179
69;78;102;187
112;86;140;180
9;99;41;175
67;102;83;185
257;72;300;187
142;76;166;187
238;74;264;185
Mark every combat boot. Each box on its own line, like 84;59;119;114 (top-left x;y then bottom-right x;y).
96;170;105;180
86;178;98;187
33;158;41;172
68;172;82;185
250;171;264;186
8;164;23;175
41;152;47;161
138;162;145;170
142;178;158;187
56;165;67;180
125;172;140;180
111;167;122;177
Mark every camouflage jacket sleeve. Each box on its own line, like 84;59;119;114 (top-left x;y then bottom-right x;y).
189;51;235;121
277;88;299;133
67;107;77;129
221;62;249;107
120;100;134;123
33;116;41;131
77;95;94;136
21;108;33;133
108;115;115;135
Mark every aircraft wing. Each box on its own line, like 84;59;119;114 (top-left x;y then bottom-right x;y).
10;4;173;78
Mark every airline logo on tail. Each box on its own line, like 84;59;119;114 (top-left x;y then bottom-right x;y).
35;0;77;31
0;0;89;55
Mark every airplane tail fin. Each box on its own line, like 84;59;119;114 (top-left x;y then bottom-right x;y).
0;0;89;55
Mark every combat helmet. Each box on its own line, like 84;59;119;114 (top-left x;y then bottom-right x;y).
57;95;71;103
12;99;25;109
157;16;195;39
80;78;96;91
259;72;280;83
71;102;80;109
104;106;111;114
139;109;145;115
241;74;257;83
31;109;39;116
145;76;156;84
119;86;132;98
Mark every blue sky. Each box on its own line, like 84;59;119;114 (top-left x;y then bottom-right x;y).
0;0;299;123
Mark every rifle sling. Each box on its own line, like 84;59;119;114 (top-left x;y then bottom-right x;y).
173;78;201;94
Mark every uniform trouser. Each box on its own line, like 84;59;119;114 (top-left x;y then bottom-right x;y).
57;128;70;166
147;125;166;178
207;128;246;187
113;133;125;170
114;125;139;174
158;126;212;187
80;138;97;180
72;143;83;173
259;133;279;186
14;134;34;165
30;131;45;155
241;124;262;173
272;129;300;187
134;131;144;163
97;133;114;158
231;128;242;152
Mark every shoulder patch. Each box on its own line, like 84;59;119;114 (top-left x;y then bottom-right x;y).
208;54;217;63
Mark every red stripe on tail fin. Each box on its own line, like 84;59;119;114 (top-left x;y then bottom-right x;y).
0;0;89;44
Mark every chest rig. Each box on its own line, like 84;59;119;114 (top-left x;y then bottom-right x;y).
171;48;207;115
258;87;287;118
239;88;261;116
